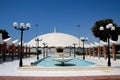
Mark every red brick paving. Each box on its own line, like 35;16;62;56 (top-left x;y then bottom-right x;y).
0;75;120;80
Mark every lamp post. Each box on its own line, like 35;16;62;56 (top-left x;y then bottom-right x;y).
13;22;30;67
73;43;77;57
46;45;48;56
81;37;88;60
35;38;42;60
77;24;80;52
69;46;71;56
99;23;115;67
43;43;47;57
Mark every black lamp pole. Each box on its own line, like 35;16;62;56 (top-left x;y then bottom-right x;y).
77;24;80;53
20;29;23;67
82;40;85;60
81;37;88;60
73;43;76;57
13;22;30;67
43;43;46;57
35;38;42;60
99;23;115;67
106;29;112;66
69;46;71;56
107;35;111;66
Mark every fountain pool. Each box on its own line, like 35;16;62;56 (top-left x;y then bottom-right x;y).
32;56;96;67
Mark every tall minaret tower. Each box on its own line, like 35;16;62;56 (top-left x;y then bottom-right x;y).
54;26;56;33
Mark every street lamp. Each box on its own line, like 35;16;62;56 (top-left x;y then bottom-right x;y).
46;45;48;56
35;38;42;60
13;22;30;67
73;43;77;57
43;43;47;57
99;23;115;67
69;46;72;56
81;37;88;60
77;24;80;52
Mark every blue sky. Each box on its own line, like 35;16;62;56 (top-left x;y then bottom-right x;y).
0;0;120;43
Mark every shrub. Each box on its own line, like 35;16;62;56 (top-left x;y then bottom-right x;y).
56;47;63;53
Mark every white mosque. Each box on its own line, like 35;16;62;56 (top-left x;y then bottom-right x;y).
27;27;83;53
28;28;83;48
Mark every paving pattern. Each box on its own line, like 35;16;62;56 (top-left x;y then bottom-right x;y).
0;76;120;80
0;54;120;79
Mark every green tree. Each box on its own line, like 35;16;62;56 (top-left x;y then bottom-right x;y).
0;29;10;39
91;19;120;41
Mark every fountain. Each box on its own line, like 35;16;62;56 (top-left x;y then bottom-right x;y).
52;53;73;66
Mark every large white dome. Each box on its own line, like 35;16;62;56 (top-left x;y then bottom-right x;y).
28;32;82;47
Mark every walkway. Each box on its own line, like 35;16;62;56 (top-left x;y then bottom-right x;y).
0;54;120;79
0;76;120;80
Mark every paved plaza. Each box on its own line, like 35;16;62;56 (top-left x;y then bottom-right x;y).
0;54;120;77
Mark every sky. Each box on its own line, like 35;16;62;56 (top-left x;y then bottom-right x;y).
0;0;120;43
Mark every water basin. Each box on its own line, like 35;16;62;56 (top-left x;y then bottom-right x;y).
32;56;96;67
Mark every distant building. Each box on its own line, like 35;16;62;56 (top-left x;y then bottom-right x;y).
27;28;83;53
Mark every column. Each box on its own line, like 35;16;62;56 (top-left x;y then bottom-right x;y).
89;48;91;57
85;48;88;57
8;45;13;60
25;47;27;57
28;47;30;57
103;45;107;59
11;44;16;60
0;44;2;61
112;44;116;61
2;43;7;61
22;46;24;58
17;46;20;59
97;46;101;59
92;47;95;58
